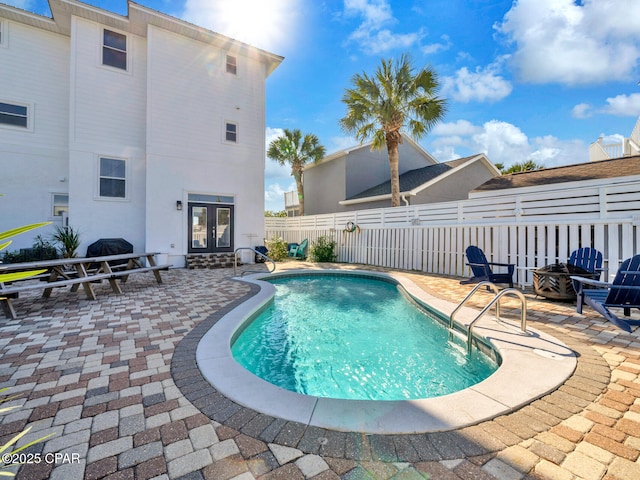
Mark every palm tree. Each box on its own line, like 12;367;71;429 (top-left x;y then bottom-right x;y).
340;54;447;207
496;160;543;174
267;129;326;216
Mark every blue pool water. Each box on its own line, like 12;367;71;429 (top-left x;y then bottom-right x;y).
231;274;499;401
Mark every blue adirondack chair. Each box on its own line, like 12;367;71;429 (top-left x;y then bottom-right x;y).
460;245;515;288
288;238;308;259
568;247;604;292
572;254;640;332
569;247;603;277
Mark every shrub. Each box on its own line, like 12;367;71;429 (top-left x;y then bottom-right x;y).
310;235;337;262
51;225;80;258
264;236;289;261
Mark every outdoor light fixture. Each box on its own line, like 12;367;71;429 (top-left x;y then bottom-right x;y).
176;200;183;211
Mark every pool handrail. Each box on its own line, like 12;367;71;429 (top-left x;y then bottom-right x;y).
233;247;276;276
466;288;528;354
449;281;501;330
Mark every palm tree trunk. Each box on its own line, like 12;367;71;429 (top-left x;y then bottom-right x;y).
294;171;305;215
387;140;401;207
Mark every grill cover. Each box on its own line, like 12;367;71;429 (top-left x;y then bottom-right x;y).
86;238;133;266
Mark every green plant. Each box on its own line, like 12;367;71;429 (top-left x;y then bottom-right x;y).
1;388;56;476
310;235;337;262
51;225;80;258
264;236;289;261
0;208;50;282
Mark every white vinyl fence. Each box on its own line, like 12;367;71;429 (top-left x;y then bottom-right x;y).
265;178;640;286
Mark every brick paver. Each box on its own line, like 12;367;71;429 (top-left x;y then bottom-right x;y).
2;262;640;479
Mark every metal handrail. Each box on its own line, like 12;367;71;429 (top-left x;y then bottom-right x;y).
466;288;527;354
449;281;500;330
233;247;276;276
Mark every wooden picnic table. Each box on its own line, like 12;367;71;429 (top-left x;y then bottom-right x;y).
0;252;170;319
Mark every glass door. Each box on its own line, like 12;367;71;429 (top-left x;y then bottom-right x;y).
188;203;234;253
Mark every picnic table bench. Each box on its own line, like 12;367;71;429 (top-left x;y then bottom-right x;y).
0;252;170;319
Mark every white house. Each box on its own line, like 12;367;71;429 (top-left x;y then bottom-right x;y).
0;0;282;267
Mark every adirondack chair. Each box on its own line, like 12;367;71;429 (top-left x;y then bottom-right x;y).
460;245;515;288
288;238;308;259
568;247;604;293
568;247;603;277
572;254;640;332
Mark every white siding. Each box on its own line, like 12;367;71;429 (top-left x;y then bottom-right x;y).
144;25;267;262
0;21;70;247
67;16;147;253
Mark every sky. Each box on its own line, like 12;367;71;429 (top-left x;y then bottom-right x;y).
8;0;640;212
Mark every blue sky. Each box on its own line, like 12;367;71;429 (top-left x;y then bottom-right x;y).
8;0;640;212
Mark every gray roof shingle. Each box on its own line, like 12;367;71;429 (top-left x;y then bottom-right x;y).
473;156;640;192
348;156;474;200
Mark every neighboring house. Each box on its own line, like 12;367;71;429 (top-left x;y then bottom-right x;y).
471;155;640;196
0;0;282;267
283;191;300;217
301;134;500;214
589;116;640;161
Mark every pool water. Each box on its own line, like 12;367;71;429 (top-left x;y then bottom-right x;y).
231;274;498;401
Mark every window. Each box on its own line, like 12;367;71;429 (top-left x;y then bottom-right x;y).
0;102;28;128
103;29;127;70
0;19;6;47
226;55;237;75
53;194;69;216
99;157;126;198
225;122;237;143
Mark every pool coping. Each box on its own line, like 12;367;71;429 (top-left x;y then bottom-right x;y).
195;269;577;434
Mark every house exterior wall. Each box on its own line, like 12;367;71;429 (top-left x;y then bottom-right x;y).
0;2;277;266
68;16;147;253
412;161;496;205
304;140;437;215
0;20;70;246
304;156;346;216
144;26;267;264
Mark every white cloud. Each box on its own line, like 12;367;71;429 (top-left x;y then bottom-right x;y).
264;181;296;212
432;120;482;137
343;0;425;54
572;103;593;119
430;119;588;168
600;93;640;116
496;0;640;85
441;64;512;103
421;35;452;55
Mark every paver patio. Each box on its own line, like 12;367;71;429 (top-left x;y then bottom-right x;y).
1;261;640;480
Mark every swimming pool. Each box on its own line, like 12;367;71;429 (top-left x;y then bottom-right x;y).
196;269;577;433
231;274;498;400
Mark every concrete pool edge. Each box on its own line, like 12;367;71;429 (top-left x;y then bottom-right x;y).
195;269;578;434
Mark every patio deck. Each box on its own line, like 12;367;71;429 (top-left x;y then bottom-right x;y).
1;262;640;480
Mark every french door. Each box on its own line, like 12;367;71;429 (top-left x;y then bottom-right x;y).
188;203;234;253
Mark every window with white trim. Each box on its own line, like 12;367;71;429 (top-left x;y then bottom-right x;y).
53;194;69;216
225;122;237;143
0;20;6;47
99;157;126;198
102;29;127;70
226;55;237;75
0;102;28;128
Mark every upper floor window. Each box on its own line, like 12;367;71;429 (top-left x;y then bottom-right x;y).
103;29;127;70
99;157;126;198
225;122;237;143
0;102;28;128
0;20;6;47
226;55;237;75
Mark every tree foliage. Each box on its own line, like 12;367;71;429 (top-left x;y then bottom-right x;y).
267;129;326;216
340;54;447;207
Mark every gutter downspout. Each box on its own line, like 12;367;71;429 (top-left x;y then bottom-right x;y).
401;194;410;206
